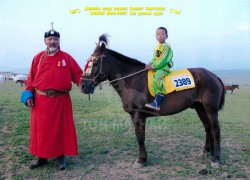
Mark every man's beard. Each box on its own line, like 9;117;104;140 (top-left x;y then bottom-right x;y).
48;44;58;53
49;47;57;52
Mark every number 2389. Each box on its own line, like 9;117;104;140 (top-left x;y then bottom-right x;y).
174;78;192;87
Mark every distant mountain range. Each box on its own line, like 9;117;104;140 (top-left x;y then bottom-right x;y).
1;69;250;85
10;68;30;74
212;69;250;85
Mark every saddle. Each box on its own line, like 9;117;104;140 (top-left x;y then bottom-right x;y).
148;68;196;97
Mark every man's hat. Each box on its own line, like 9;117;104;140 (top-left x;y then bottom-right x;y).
44;22;60;38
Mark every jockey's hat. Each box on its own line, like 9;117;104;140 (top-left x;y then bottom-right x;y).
44;22;60;38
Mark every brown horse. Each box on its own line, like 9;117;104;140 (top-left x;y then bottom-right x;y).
225;84;239;94
80;34;225;168
16;80;27;87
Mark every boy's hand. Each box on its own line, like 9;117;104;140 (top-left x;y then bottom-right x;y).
145;65;153;70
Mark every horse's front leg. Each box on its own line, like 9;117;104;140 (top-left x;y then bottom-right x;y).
131;114;147;168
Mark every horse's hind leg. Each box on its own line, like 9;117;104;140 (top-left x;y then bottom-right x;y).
205;108;221;168
131;113;147;168
194;103;212;155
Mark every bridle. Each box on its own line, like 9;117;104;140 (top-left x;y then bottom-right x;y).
80;54;107;88
80;53;146;88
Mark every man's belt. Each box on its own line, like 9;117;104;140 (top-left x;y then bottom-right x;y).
36;89;69;98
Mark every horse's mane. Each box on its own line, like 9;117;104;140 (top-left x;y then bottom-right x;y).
98;34;145;66
99;34;109;45
107;49;145;66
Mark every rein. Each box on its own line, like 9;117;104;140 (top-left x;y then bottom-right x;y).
100;69;146;86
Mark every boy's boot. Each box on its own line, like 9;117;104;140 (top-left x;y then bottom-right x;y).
145;94;164;111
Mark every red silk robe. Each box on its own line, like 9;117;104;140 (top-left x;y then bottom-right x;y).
26;49;83;158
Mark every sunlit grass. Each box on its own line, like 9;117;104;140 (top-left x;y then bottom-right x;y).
0;80;249;179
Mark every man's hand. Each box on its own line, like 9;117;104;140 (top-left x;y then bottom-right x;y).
26;98;34;107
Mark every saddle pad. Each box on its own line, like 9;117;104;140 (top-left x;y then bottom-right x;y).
148;68;195;97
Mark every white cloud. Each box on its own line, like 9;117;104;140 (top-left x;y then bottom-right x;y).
219;23;250;36
13;48;33;53
0;19;18;26
0;50;6;59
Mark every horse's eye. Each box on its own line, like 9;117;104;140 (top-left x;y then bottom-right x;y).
93;60;99;66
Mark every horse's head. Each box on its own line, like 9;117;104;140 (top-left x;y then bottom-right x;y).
80;34;109;94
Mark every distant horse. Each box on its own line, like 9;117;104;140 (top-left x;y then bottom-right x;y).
80;34;225;168
225;84;239;94
16;80;26;87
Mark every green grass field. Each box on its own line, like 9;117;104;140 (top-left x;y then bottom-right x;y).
0;75;249;179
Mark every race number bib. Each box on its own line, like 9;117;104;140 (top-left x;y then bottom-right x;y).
171;74;194;90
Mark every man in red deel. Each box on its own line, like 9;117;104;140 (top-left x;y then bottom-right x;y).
20;23;83;170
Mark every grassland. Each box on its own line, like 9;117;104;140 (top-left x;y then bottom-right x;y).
0;71;249;179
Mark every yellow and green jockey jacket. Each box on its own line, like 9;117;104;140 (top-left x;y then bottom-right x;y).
150;42;173;71
149;42;173;94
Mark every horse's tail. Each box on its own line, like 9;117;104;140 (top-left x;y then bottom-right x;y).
218;77;225;110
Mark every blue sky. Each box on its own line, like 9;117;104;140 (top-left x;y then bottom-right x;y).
0;0;250;73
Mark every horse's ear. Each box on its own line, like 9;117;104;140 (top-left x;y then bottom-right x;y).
100;42;106;52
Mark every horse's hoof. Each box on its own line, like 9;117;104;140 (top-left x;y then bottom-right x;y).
133;160;144;168
211;161;219;168
199;151;206;157
199;168;208;175
199;150;209;158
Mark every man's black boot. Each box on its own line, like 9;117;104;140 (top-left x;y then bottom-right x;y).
57;155;66;170
30;158;48;170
